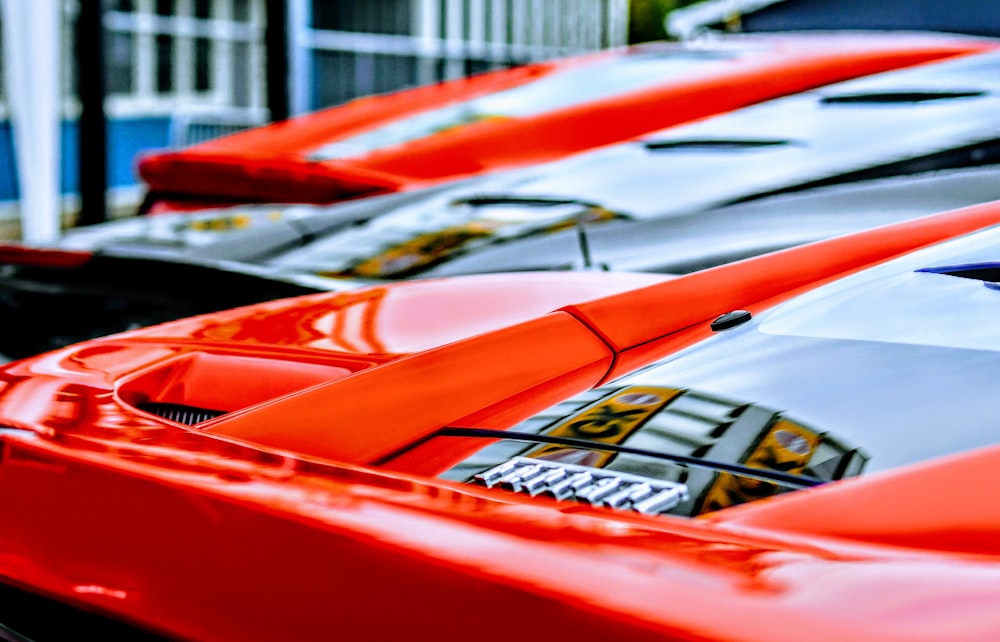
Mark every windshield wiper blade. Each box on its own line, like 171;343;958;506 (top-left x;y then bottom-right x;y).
451;195;604;209
437;427;824;488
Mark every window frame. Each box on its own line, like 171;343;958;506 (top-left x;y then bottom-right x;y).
100;0;267;119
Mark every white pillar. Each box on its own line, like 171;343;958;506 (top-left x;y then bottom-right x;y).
606;0;630;47
2;0;62;243
288;0;312;115
415;0;440;85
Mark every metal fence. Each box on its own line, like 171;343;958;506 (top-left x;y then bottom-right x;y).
291;0;629;112
168;109;267;147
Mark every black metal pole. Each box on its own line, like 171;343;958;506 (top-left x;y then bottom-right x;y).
266;0;290;123
76;0;108;226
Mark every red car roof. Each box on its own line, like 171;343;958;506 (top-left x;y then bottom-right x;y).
138;31;998;207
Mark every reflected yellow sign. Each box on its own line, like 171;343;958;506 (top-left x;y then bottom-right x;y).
345;224;494;278
334;205;620;279
699;419;820;514
528;386;683;468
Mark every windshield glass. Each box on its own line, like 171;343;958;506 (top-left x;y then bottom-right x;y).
268;197;623;279
429;230;1000;518
436;384;865;517
308;49;740;160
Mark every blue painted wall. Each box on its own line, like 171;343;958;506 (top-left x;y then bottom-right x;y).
0;125;18;200
0;116;171;201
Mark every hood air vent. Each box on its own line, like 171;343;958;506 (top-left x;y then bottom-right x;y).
917;262;1000;290
138;402;225;426
451;195;601;208
644;138;792;152
820;90;986;105
473;456;689;515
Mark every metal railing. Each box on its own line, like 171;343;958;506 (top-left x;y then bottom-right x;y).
292;0;629;112
168;108;267;147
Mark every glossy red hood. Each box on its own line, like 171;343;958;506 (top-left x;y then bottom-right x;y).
5;202;1000;640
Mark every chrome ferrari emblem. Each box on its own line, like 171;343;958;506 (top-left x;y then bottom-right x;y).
473;457;689;515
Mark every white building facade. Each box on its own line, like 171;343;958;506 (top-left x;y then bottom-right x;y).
0;0;628;239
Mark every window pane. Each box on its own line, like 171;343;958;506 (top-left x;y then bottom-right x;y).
232;41;250;107
311;51;418;109
194;0;212;19
107;31;135;94
111;0;135;11
156;34;174;93
155;0;175;16
312;0;410;35
233;0;251;22
195;37;211;92
312;50;353;108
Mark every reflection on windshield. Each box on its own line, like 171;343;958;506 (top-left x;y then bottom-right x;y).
308;50;741;161
272;200;621;279
442;385;868;516
59;203;319;251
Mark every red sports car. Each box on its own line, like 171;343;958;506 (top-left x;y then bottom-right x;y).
138;31;996;209
3;200;1000;639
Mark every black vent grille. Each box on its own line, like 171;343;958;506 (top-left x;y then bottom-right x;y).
820;90;985;105
644;138;792;152
138;402;225;425
450;196;600;208
472;457;689;515
917;262;1000;290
